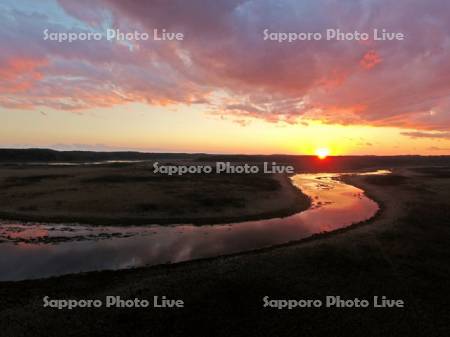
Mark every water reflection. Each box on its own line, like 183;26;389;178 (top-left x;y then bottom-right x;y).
0;171;382;281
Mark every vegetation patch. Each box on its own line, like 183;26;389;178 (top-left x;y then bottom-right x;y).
364;174;408;186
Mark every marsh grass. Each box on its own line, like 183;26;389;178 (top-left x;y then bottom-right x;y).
412;166;450;178
364;174;408;185
2;174;71;188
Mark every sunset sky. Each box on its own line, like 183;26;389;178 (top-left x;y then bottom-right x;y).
1;0;450;155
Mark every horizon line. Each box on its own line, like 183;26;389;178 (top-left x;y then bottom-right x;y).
1;147;449;158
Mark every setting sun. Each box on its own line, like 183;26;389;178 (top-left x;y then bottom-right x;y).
315;147;330;159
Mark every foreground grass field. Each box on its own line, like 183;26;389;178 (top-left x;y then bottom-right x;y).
0;167;449;336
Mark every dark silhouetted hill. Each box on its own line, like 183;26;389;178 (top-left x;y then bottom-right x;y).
0;148;449;172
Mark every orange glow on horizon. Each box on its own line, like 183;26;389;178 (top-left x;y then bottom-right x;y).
315;147;330;159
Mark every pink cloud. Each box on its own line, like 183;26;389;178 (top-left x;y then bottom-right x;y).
0;57;47;93
359;50;382;70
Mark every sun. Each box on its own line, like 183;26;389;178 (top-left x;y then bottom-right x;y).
315;147;330;160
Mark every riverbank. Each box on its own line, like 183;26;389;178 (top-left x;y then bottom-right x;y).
0;164;310;225
0;167;449;336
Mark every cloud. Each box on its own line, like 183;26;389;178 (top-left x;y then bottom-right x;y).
94;0;450;129
0;0;449;132
428;146;450;151
359;50;382;70
401;131;450;139
0;8;210;110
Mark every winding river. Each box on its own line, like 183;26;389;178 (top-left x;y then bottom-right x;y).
0;171;386;281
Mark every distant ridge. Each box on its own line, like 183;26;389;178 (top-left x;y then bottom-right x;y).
0;148;449;171
0;148;194;162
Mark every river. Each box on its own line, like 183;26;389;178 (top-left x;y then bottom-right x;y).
0;170;387;281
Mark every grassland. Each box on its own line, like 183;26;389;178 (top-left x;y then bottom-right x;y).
0;163;310;225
